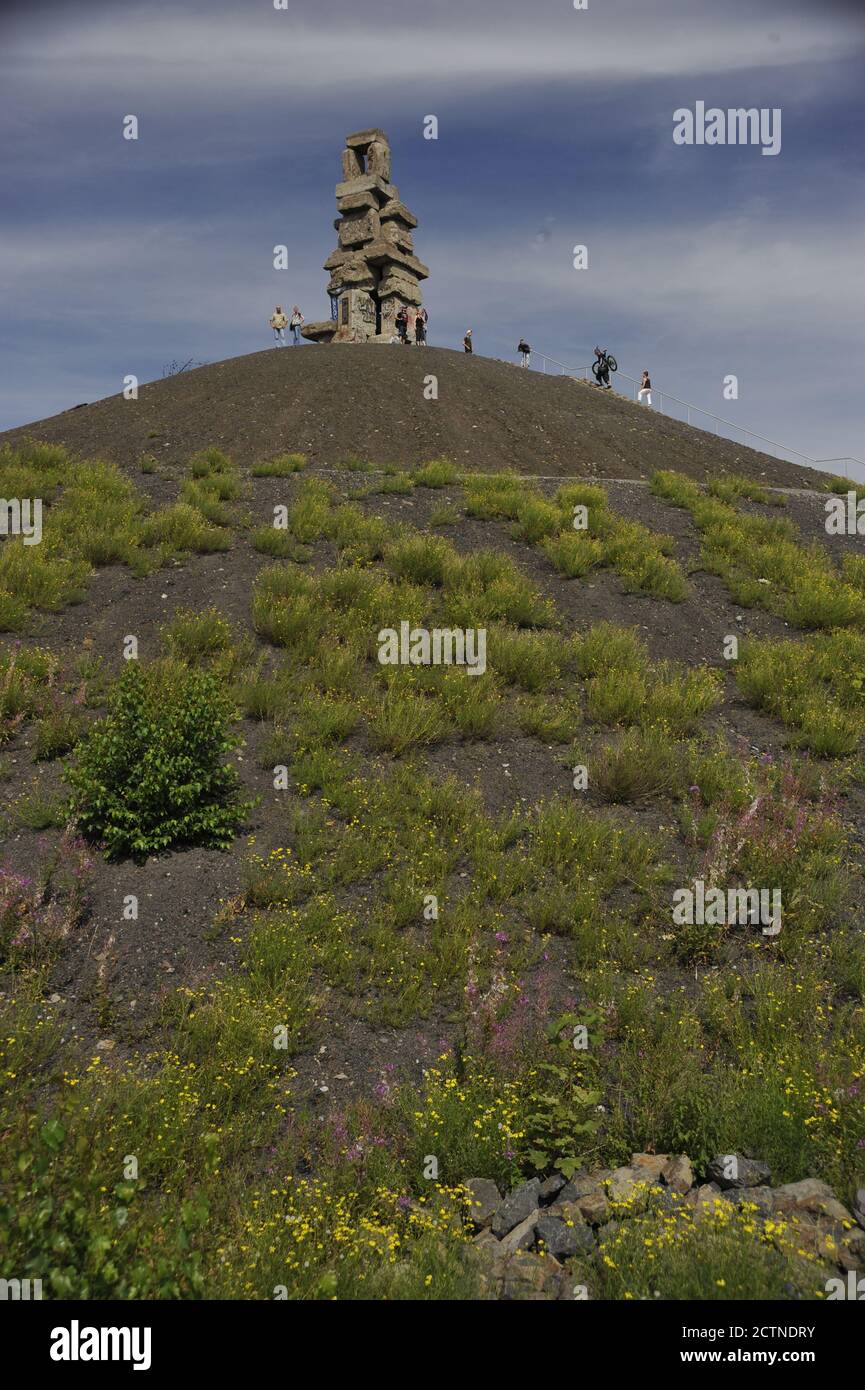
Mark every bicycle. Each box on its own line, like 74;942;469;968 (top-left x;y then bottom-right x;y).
591;353;618;381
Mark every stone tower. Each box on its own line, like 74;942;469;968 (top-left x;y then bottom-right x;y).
301;129;429;344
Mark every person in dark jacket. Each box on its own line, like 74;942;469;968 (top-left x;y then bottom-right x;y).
518;339;531;367
594;345;612;389
464;329;473;354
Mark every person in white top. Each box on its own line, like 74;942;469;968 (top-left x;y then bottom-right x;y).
289;306;304;345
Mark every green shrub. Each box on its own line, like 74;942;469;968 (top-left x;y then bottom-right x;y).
69;660;249;857
521;1013;602;1177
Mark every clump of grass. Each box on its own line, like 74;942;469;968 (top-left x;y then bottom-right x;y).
576;622;721;735
706;473;778;505
0;646;58;739
338;456;375;473
650;469;701;508
251;453;307;477
331;505;391;563
188;448;234;479
489;626;564;691
653;468;865;630
179;451;241;529
542;532;605;578
386;534;456;587
0;829;92;966
590;727;687;801
250;526;310;560
139;502;231;556
510;497;562;544
474;478;690;602
415;459;458;488
0;593;29;633
161;607;234;662
517;695;582;743
576;622;646;677
286;479;336;544
446;550;555;628
368;680;449;754
735;632;865;757
376;472;415;495
34;697;85;761
462;472;526;520
429;503;459;528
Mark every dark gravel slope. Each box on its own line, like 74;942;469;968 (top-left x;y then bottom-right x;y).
0;344;824;486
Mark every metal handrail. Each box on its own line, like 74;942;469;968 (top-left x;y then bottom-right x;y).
525;350;864;481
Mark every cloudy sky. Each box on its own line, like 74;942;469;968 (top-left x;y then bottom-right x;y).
1;0;863;471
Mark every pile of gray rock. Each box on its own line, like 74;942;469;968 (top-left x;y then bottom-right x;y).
302;129;429;346
463;1153;865;1301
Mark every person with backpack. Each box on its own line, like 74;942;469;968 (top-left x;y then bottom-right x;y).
415;306;428;346
270;306;288;345
395;306;408;344
464;329;473;354
518;338;531;367
638;369;652;406
289;306;304;345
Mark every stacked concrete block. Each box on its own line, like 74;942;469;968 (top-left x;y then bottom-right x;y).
302;130;428;344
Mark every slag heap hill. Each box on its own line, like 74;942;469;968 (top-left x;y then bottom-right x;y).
302;129;429;345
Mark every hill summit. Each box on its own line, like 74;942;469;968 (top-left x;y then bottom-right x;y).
0;345;823;487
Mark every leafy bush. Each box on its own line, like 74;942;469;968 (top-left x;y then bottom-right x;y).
69;660;249;857
522;1013;602;1177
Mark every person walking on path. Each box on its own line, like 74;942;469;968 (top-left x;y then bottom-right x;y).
415;306;428;346
518;338;531;367
289;306;304;345
270;306;288;345
464;329;473;354
638;369;652;406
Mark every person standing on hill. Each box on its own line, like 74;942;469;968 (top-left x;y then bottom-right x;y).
289;306;304;345
270;306;288;345
395;306;408;344
415;306;428;346
518;338;531;367
464;329;473;354
638;369;652;406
